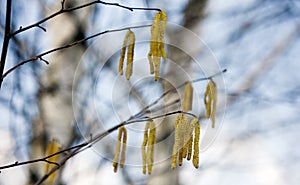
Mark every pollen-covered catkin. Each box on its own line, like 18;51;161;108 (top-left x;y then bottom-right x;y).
181;114;189;159
204;80;212;118
153;56;161;81
193;123;200;169
178;114;185;166
120;127;127;168
142;122;150;174
147;54;154;74
159;11;167;59
112;126;127;172
211;80;217;128
44;140;60;185
126;30;135;80
204;79;217;128
187;118;197;160
148;11;167;81
147;121;156;174
119;31;131;75
172;114;182;169
183;82;193;112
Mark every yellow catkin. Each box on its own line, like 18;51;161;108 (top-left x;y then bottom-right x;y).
153;56;160;81
148;11;167;81
147;121;156;174
204;79;217;128
211;80;217;128
150;13;161;56
149;13;160;78
181;114;189;159
193;123;200;169
187;118;198;161
113;126;127;172
142;122;150;174
44;140;60;185
126;30;135;80
178;114;186;166
120;126;127;168
119;31;131;75
204;80;212;118
147;54;154;74
172;114;182;169
159;11;167;59
183;82;193;112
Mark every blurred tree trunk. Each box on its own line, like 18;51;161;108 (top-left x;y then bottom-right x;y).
28;1;91;184
147;0;208;184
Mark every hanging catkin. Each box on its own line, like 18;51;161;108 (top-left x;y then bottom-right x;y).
147;121;156;174
183;82;193;112
118;30;135;80
148;11;167;81
187;118;198;161
120;127;127;168
181;114;189;159
171;114;182;169
125;30;135;80
204;79;217;128
211;80;217;128
112;126;127;172
142;121;156;174
142;122;150;174
204;80;212;118
147;54;154;74
159;11;167;59
119;31;131;75
192;123;200;169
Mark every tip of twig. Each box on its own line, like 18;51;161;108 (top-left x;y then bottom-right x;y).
39;57;49;65
37;25;47;32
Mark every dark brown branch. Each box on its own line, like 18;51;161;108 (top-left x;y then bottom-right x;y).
0;0;12;88
10;0;160;36
1;24;152;80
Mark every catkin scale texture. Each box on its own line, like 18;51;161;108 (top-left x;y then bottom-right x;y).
112;126;127;172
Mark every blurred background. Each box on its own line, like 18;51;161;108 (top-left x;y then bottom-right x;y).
0;0;300;184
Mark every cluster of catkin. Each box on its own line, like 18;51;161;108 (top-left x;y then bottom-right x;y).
141;121;156;174
112;126;127;172
204;79;217;128
148;11;167;81
171;79;218;169
119;30;135;80
172;115;200;169
171;82;200;169
111;80;217;173
118;11;167;81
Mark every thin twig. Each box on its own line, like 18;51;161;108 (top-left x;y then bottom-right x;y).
1;24;152;80
10;0;160;36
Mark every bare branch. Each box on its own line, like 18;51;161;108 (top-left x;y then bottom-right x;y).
1;24;152;80
10;0;160;36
